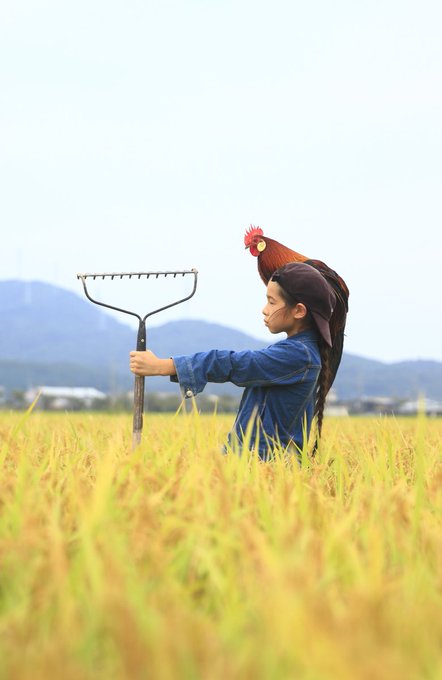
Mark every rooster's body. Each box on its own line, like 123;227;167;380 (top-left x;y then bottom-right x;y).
244;226;349;390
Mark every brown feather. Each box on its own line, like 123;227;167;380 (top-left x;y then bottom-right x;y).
257;237;308;284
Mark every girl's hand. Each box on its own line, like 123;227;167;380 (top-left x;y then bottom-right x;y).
130;349;160;376
129;350;176;377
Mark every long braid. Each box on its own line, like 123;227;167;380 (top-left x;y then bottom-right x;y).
311;338;332;457
276;285;334;457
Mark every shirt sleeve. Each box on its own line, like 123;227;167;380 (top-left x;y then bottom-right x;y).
170;340;318;397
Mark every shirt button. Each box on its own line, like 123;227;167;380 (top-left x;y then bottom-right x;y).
185;389;194;398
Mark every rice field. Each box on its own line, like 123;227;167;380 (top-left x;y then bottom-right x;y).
0;407;441;680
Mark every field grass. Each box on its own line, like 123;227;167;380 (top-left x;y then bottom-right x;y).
0;407;441;680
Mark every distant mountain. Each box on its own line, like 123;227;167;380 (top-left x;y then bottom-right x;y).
0;280;135;366
0;280;265;396
1;280;441;400
336;355;442;402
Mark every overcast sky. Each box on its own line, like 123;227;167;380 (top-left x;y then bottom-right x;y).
1;0;441;362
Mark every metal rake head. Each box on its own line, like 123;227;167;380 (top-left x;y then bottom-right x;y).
77;268;198;322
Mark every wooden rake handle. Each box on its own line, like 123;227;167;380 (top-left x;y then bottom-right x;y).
132;320;146;450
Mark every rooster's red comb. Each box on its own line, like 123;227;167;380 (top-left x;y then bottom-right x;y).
244;224;264;247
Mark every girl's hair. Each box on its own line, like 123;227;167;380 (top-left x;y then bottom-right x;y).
312;337;332;455
278;288;333;456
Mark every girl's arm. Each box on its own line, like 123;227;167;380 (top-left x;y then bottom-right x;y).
171;342;317;397
130;340;317;398
130;350;176;377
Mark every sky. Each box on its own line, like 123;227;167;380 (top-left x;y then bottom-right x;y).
1;0;441;363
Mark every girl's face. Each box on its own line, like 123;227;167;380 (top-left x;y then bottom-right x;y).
262;281;309;337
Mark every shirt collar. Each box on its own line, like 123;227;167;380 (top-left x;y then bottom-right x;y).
288;328;320;342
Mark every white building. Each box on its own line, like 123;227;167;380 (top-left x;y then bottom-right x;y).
25;386;106;410
324;389;349;416
397;399;442;416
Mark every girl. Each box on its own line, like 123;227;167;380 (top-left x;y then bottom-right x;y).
130;262;336;460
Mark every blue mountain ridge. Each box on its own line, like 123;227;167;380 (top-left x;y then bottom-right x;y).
1;280;441;400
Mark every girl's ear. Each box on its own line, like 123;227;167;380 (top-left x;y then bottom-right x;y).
292;303;308;319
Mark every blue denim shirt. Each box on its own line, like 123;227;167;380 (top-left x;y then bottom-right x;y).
171;329;321;459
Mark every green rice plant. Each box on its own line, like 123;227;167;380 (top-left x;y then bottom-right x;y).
0;409;441;680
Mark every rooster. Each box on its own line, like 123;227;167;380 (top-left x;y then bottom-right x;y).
244;225;349;390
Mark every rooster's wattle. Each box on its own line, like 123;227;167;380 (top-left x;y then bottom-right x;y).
244;225;349;390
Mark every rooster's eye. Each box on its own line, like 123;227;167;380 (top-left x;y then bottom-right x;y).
257;241;266;252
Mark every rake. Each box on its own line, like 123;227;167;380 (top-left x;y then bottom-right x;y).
77;269;198;448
